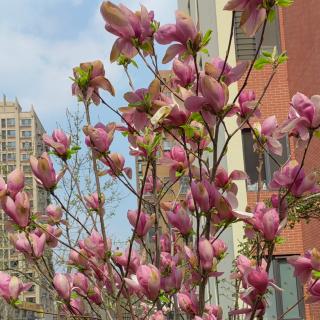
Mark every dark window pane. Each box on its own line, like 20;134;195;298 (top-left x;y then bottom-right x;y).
241;129;266;190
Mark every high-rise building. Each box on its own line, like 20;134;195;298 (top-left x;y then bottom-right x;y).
0;96;53;319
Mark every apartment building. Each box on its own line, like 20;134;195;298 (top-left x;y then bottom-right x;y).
0;96;53;319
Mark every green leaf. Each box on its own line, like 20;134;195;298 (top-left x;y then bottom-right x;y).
314;130;320;139
312;270;320;279
181;124;195;139
202;29;213;47
276;0;294;7
159;293;171;304
189;112;203;122
277;52;288;64
275;236;285;244
262;50;272;58
131;59;138;68
71;292;79;299
200;48;209;55
175;171;184;178
268;8;276;22
254;56;271;70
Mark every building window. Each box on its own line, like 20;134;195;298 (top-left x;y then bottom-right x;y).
163;139;174;152
2;154;6;162
28;285;35;292
1;130;6;139
7;130;16;138
21;131;32;138
25;177;33;186
265;257;304;319
7;165;15;172
6;118;15;127
180;176;189;194
234;10;281;60
21;153;29;161
1;119;6;128
7;141;16;150
10;260;18;268
20;119;32;127
26;297;36;303
241;129;289;191
22;141;32;150
7;153;16;161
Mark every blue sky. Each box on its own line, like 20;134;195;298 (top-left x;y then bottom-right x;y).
0;0;177;242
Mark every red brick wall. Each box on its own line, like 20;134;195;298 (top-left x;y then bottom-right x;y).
238;7;319;319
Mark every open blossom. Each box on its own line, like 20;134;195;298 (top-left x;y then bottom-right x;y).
161;146;189;181
161;265;183;293
100;1;155;62
177;291;199;316
113;248;141;273
171;57;196;88
306;280;320;303
11;232;46;258
79;230;110;260
101;152;132;179
1;191;30;227
43;129;71;157
127;210;154;237
84;122;115;154
215;166;247;190
155;11;199;63
0;272;32;303
224;0;266;37
205;57;249;86
84;192;105;211
185;75;228;125
125;264;160;301
234;89;260;122
167;203;192;236
30;152;65;190
280;93;320;141
253;116;282;155
269;160;319;197
45;204;63;224
72;273;89;296
72;60;115;105
143;176;162;194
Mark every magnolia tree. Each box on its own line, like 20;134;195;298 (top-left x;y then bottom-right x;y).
1;0;320;319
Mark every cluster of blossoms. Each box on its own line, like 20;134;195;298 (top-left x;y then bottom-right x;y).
0;1;319;319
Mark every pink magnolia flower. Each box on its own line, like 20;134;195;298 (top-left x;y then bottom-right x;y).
171;57;196;88
101;152;132;179
160;233;171;253
68;248;89;269
281;93;320;141
177;291;199;316
72;273;89;296
11;232;46;258
205;57;249;86
0;272;32;303
88;286;103;305
287;251;314;284
150;311;165;320
53;274;71;301
246;202;281;241
224;0;267;37
253;116;282;155
143;176;163;194
43;129;71;157
233;89;260;123
155;11;199;63
30;152;65;190
162;146;189;181
306;280;320;303
269;160;319;197
70;297;85;315
84;122;115;154
6;169;24;198
185;75;228;125
113;247;141;273
100;1;155;62
127;210;154;237
45;204;63;224
167;203;193;236
199;238;215;271
42;224;62;248
1;192;30;227
79;230;110;260
161;265;183;293
212;239;228;258
84;192;105;211
214;166;247;190
72;60;115;105
126;264;160;300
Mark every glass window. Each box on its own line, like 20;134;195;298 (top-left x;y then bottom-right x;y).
1;119;6;128
20;119;32;127
7;130;16;138
7;153;16;161
7;141;16;149
25;177;33;185
2;130;6;139
22;141;32;150
180;176;189;194
6;118;15;127
2;154;6;162
10;260;18;268
26;297;36;303
21;131;32;138
234;10;281;60
1;142;6;151
21;153;29;161
163;139;174;152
